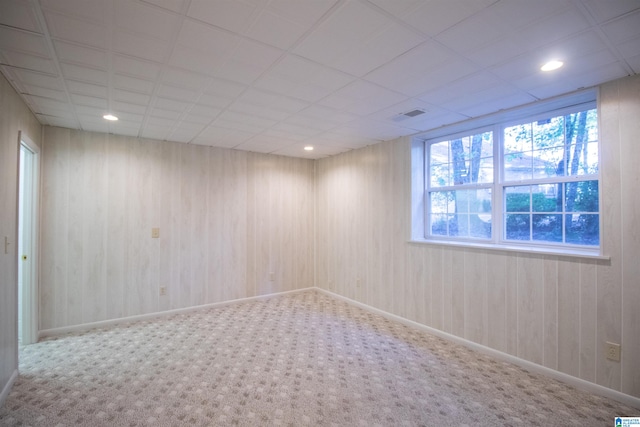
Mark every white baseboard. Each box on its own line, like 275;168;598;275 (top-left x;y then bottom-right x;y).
0;369;18;408
38;287;314;340
314;287;640;410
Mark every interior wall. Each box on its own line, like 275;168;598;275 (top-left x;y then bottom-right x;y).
315;74;640;399
39;127;315;330
0;73;41;401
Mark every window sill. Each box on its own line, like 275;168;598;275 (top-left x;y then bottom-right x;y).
408;238;610;261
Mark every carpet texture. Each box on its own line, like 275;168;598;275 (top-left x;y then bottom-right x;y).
0;290;637;426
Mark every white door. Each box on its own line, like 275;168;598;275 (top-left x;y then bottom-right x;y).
18;133;39;345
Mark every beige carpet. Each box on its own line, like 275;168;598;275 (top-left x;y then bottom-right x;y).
0;290;637;426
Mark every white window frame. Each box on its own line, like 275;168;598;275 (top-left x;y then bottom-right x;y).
410;89;606;260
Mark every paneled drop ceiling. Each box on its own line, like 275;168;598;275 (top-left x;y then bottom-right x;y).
0;0;638;159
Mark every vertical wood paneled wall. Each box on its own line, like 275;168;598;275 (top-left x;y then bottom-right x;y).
0;73;41;400
315;74;640;398
40;127;314;330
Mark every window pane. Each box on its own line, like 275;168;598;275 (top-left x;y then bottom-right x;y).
451;213;469;237
532;147;564;178
532;214;562;242
533;116;564;149
430;163;450;187
565;180;598;212
504;152;532;181
566;141;598;175
430;141;449;163
504;123;531;154
505;186;530;212
532;184;561;212
430;214;448;236
565;214;599;246
430;191;450;213
505;214;530;240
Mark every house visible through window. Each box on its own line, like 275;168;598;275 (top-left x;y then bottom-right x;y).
423;99;599;252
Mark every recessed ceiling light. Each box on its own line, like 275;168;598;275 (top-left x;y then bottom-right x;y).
103;114;118;121
304;146;314;151
541;60;563;71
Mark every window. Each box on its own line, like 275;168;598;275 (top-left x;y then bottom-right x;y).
421;97;600;253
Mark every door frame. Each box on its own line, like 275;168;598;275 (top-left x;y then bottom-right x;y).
18;131;39;345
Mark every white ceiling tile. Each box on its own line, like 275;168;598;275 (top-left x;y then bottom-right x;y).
44;11;108;49
183;114;216;125
526;61;629;99
53;41;107;70
158;84;199;103
161;68;210;90
0;26;50;57
75;105;107;117
600;9;640;44
246;10;307;50
262;128;307;142
187;0;263;34
40;0;107;23
112;89;151;105
332;23;423;77
168;46;226;76
175;19;240;58
515;8;592;52
616;35;640;58
112;55;162;80
229;101;291;121
364;41;474;95
21;84;68;102
296;105;358;126
154;97;190;112
64;80;105;97
197;93;235;109
235;88;309;114
269;122;323;138
113;30;171;63
254;54;353;102
45;116;80;128
282;114;337;132
310;132;377;149
294;1;390;62
147;116;177;128
114;0;182;41
188;104;222;118
626;53;640;73
112;101;148;115
0;0;41;32
192;126;255;148
110;111;144;123
333;118;415;140
319;80;407;116
11;68;64;90
149;107;179;120
70;93;107;109
418;72;501;106
113;74;155;94
581;0;640;24
214;39;283;84
266;0;338;27
140;0;190;14
60;63;107;85
272;143;347;159
214;110;277;133
371;0;495;37
0;50;56;74
25;95;73;113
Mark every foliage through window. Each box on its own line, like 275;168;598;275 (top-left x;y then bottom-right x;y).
426;104;599;249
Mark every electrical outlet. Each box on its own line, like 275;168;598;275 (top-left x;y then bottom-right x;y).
152;228;160;238
605;342;621;362
356;278;362;288
159;286;167;296
269;272;275;281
